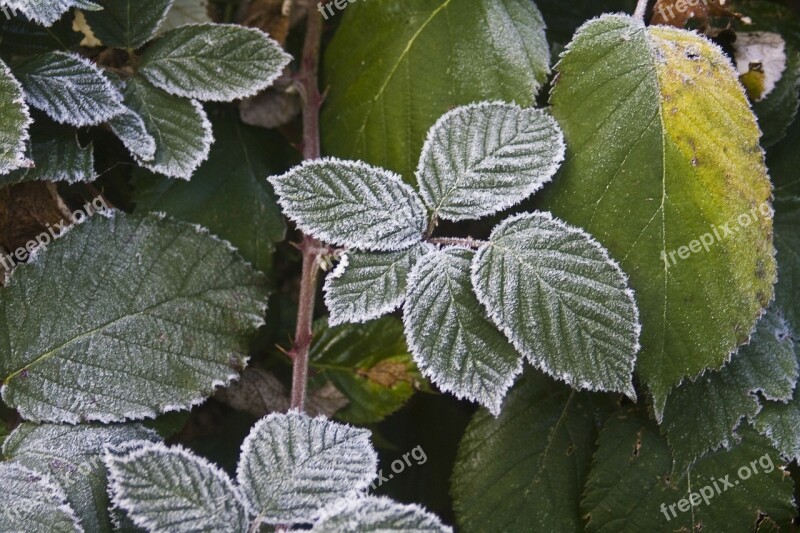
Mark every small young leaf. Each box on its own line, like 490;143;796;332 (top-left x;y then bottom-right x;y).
404;247;522;415
269;159;428;251
121;76;212;179
0;0;100;27
0;213;268;423
83;0;173;50
661;308;798;472
324;243;433;325
309;496;452;533
108;109;157;163
139;23;291;102
581;409;795;531
0;58;31;174
105;441;249;533
14;51;124;127
452;371;616;532
416;102;564;221
4;423;159;533
236;411;377;525
0;462;81;533
309;317;421;424
472;212;640;397
0;125;93;186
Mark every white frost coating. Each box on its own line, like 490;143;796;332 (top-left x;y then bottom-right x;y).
108;109;157;162
139;23;292;102
0;462;82;532
123;77;213;179
308;496;452;532
0;58;32;174
0;0;100;26
0;213;268;423
4;422;160;533
403;247;522;416
14;51;125;127
269;158;428;251
104;441;250;533
324;243;433;326
237;410;378;525
733;32;787;101
471;212;640;399
416;101;565;221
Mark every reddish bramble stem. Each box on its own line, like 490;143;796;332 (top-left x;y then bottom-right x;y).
289;7;324;411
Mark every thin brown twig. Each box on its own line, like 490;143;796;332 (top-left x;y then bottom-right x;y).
288;7;325;412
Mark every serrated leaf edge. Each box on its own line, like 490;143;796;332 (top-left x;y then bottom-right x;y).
471;211;641;399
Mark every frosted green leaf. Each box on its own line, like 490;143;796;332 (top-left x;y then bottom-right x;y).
121;76;212;179
0;0;100;26
417;102;564;221
452;371;615;532
581;409;795;532
472;212;639;397
0;126;94;186
404;247;522;415
0;58;31;174
105;441;249;533
108;109;157;163
774;198;800;334
308;496;452;533
4;423;159;533
0;463;81;532
83;0;173;50
237;411;377;526
324;243;433;325
541;14;775;416
14;51;124;127
269;159;428;251
661;308;798;472
139;23;291;102
321;0;550;184
0;212;268;423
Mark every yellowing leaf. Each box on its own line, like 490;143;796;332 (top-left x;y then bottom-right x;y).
541;15;775;416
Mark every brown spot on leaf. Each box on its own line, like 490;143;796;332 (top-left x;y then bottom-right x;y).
357;360;411;388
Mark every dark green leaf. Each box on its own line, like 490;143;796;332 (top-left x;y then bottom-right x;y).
133;110;286;275
321;0;550;184
83;0;173;50
452;371;616;532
